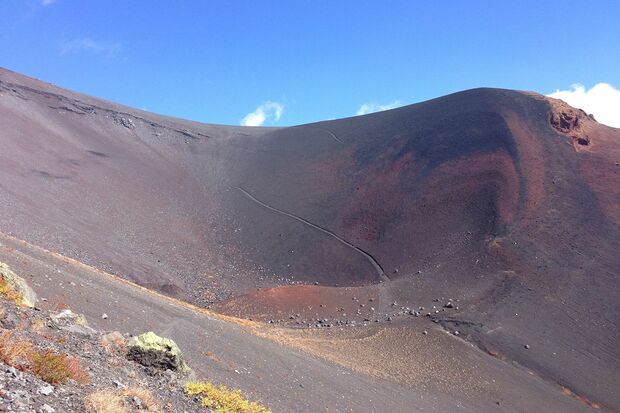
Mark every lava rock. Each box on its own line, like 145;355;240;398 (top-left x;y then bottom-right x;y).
126;332;190;374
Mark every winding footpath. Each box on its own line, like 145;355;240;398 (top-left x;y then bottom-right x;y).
235;186;388;282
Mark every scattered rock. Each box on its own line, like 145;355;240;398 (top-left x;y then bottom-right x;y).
40;404;56;413
59;323;97;337
38;385;54;396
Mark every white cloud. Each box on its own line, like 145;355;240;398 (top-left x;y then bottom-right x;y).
547;83;620;128
356;100;401;116
61;38;122;57
241;101;284;126
41;0;56;6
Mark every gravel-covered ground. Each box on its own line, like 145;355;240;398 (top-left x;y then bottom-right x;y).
0;295;202;412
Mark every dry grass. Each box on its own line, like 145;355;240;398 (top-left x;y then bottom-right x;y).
123;387;160;411
0;331;34;368
31;349;89;384
84;387;161;413
29;318;46;332
185;381;272;413
84;390;127;413
100;331;127;355
0;331;88;384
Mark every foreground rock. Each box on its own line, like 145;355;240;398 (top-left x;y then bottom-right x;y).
0;261;37;308
127;331;191;374
0;294;199;411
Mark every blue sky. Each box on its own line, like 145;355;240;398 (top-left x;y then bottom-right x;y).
1;1;619;126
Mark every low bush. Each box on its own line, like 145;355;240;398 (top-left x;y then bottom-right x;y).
0;331;88;384
31;349;89;384
0;331;34;368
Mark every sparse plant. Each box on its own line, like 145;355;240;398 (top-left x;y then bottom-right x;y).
100;331;127;355
0;331;34;368
123;386;161;411
84;390;127;413
0;277;21;304
31;349;89;384
84;387;161;413
29;318;47;332
184;381;272;413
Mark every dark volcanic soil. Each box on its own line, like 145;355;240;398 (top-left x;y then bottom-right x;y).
1;67;619;411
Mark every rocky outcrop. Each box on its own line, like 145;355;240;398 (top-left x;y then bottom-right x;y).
126;331;190;374
0;261;37;308
548;98;596;148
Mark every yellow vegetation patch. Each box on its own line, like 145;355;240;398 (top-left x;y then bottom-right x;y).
185;381;272;413
0;276;21;304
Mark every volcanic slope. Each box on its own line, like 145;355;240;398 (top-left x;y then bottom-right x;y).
1;67;619;410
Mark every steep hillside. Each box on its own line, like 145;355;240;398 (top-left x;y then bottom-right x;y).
1;67;618;410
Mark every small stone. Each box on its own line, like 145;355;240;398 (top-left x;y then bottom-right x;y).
101;313;108;320
40;404;55;413
38;385;54;396
131;396;143;409
422;330;428;335
524;344;530;349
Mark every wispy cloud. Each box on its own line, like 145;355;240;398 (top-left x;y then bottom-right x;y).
61;37;122;58
356;100;401;116
41;0;56;6
547;83;620;128
241;101;284;126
